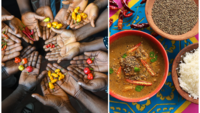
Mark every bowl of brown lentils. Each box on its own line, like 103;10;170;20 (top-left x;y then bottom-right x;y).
145;0;198;40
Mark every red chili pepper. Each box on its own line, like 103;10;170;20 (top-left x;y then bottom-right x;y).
84;67;91;74
126;79;152;86
2;41;7;51
52;44;55;48
109;5;119;10
127;42;141;53
87;73;94;80
109;18;113;27
118;10;124;30
19;26;35;41
117;66;121;78
130;23;149;29
25;27;31;36
140;59;156;76
123;9;133;18
110;0;118;7
87;58;94;64
15;57;21;63
2;44;7;51
2;34;9;39
22;58;28;64
140;0;147;4
121;0;134;13
30;30;34;35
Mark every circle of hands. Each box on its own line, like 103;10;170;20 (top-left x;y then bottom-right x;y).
2;1;107;111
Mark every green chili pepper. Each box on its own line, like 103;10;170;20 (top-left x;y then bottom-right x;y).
110;68;114;74
43;17;51;22
135;85;144;92
122;53;127;58
134;67;140;72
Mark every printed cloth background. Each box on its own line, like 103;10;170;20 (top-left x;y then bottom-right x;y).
109;0;199;113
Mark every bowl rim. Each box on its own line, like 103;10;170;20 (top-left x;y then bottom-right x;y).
171;43;199;104
145;0;199;41
109;30;169;102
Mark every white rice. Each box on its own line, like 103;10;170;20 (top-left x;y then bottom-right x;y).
178;48;199;99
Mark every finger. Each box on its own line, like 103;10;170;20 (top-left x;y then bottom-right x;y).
74;21;89;29
34;28;39;41
5;46;23;55
2;15;14;21
21;33;34;44
21;46;36;58
77;80;93;90
51;27;65;34
71;66;86;78
68;71;80;82
90;16;96;27
53;63;68;74
32;94;47;105
34;14;45;20
36;23;42;38
28;52;34;66
37;71;47;80
32;51;39;67
46;27;50;39
73;55;89;60
43;26;46;40
36;55;42;69
7;33;21;43
44;36;57;45
5;43;21;51
62;0;73;4
47;63;57;71
49;32;56;39
2;52;20;62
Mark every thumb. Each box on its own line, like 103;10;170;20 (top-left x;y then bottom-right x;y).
51;27;64;34
90;16;96;27
32;93;47;105
2;15;14;21
84;51;94;56
34;14;45;20
78;80;93;90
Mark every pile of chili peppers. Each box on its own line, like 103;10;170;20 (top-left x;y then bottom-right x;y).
109;0;148;30
46;43;56;48
19;23;35;41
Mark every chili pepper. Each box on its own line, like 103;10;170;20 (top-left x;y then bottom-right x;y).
87;73;94;80
50;76;54;81
48;70;51;77
30;30;34;35
2;44;7;51
58;74;65;80
51;79;57;83
110;0;118;7
140;0;147;4
109;6;119;10
15;57;21;63
47;23;52;28
74;6;80;13
109;18;113;27
19;26;35;41
2;41;7;51
84;67;91;74
51;44;55;48
123;9;133;18
55;69;60;73
126;79;152;86
130;23;149;29
18;65;24;71
52;22;58;26
49;82;54;89
117;66;122;79
118;10;124;30
56;24;63;29
2;33;9;40
127;42;141;53
121;0;134;13
76;15;81;23
72;12;77;20
87;58;94;64
52;73;58;77
81;13;87;19
140;59;156;76
26;66;33;73
22;58;28;64
43;17;51;22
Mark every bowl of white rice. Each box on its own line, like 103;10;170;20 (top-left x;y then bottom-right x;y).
172;43;199;104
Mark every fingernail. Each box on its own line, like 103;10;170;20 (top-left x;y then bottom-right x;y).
78;82;82;85
32;95;35;97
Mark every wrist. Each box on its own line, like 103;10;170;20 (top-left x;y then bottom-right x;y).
74;30;88;41
39;0;50;7
16;85;28;94
57;102;77;113
79;42;86;53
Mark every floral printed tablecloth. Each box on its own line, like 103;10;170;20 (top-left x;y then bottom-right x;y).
109;0;199;113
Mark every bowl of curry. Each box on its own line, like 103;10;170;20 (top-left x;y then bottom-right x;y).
109;30;169;102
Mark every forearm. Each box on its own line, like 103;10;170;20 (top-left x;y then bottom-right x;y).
58;103;77;113
93;0;108;10
17;0;32;14
39;0;50;7
2;85;28;113
2;7;11;15
75;9;108;41
80;38;107;53
76;90;107;113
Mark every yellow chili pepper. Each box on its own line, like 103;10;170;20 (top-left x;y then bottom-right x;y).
74;6;80;13
49;82;54;89
43;17;51;22
51;73;58;77
55;69;60;73
81;13;87;19
48;70;51;77
49;76;54;81
47;23;52;28
52;21;58;26
56;24;63;29
76;15;81;23
59;74;65;80
72;12;77;20
51;79;57;83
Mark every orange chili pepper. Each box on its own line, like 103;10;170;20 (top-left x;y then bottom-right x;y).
15;57;21;63
22;58;28;64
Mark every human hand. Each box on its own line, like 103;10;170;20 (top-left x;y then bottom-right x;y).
67;66;108;92
2;46;36;80
36;6;53;40
46;63;82;97
70;3;99;29
70;51;108;72
45;42;80;63
32;75;77;113
21;12;45;41
43;28;76;51
19;51;45;91
1;30;22;66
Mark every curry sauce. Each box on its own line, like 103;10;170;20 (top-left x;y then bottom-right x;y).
110;35;165;98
